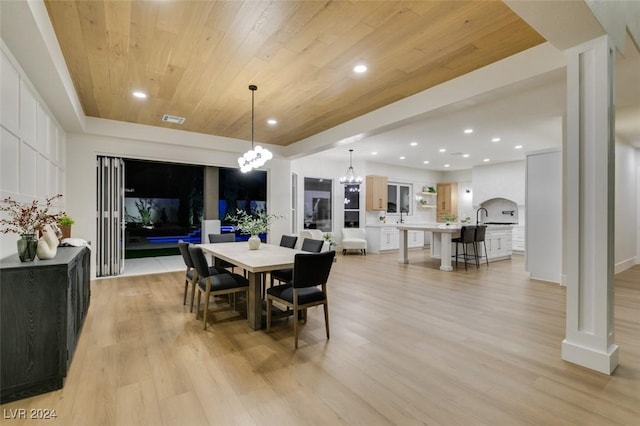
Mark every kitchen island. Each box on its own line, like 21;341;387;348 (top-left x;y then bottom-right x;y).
396;223;513;271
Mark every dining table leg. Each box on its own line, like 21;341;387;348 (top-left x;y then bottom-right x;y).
247;271;263;330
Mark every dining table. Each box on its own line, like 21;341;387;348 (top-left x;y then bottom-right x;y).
396;223;462;271
198;241;303;330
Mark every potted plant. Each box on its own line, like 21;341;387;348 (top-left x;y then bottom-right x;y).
0;194;64;261
441;213;458;226
225;209;281;250
58;215;75;239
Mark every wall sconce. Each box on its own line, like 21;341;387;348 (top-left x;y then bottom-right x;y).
465;189;471;194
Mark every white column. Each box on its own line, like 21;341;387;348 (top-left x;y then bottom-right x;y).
562;35;618;374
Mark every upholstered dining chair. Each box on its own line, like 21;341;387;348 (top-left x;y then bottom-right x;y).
266;250;335;349
178;241;225;312
279;234;298;249
208;233;239;273
188;245;249;329
270;237;323;287
452;225;477;270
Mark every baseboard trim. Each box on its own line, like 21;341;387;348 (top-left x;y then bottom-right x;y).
615;256;637;274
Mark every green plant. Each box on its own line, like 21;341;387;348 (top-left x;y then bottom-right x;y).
58;215;75;226
225;209;281;235
441;213;458;223
427;186;436;193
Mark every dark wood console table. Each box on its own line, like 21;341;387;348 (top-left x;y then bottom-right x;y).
0;246;91;403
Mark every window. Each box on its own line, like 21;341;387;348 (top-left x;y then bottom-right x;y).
343;184;360;228
387;182;412;214
304;177;332;232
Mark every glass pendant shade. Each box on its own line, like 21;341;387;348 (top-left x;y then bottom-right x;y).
238;85;272;173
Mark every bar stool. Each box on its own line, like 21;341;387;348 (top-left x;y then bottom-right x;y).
452;225;477;270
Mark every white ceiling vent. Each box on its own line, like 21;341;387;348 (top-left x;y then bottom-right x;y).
162;114;185;124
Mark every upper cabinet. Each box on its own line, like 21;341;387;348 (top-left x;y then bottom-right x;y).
436;182;458;221
366;175;388;211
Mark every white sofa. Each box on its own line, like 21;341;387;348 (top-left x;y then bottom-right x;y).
341;228;367;255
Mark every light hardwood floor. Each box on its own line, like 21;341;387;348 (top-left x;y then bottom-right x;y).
2;251;639;425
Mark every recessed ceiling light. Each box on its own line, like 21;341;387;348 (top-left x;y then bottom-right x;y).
423;160;429;164
515;145;523;149
464;129;473;134
492;137;501;142
371;151;377;155
444;164;450;168
399;156;405;160
353;64;368;73
483;158;490;162
463;154;470;158
410;142;418;146
132;91;147;99
267;118;277;125
439;148;446;153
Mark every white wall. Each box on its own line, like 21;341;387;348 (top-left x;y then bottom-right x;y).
1;41;65;258
362;161;443;225
66;133;290;278
614;139;638;272
472;160;526;206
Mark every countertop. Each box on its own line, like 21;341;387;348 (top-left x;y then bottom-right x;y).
367;222;514;230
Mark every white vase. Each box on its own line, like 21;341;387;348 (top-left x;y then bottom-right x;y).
248;235;261;250
36;225;59;260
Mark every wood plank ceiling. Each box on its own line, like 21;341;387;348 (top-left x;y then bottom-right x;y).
44;0;545;147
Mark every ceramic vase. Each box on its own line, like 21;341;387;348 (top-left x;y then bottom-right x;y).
17;234;38;262
248;235;261;250
36;225;59;260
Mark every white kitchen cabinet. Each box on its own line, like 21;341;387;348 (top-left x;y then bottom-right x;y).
511;225;525;252
474;227;513;262
380;227;399;251
365;226;424;253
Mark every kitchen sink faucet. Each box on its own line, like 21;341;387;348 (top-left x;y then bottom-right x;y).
476;207;488;225
400;208;407;224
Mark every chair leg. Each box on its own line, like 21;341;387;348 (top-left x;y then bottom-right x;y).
195;290;202;319
189;279;197;313
483;241;489;267
293;308;299;349
324;302;330;340
342;249;346;255
183;279;188;305
455;243;459;268
203;291;210;330
463;243;468;270
266;298;272;331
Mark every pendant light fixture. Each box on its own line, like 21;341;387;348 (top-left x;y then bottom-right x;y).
238;84;272;173
339;149;362;185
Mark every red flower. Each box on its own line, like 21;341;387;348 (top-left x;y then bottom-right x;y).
0;194;65;235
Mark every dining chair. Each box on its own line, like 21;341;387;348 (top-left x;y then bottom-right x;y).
270;237;323;287
279;234;298;249
188;245;249;329
178;241;226;312
208;233;240;274
266;250;335;349
452;225;477;270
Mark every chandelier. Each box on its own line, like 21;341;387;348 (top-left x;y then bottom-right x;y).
238;85;272;173
339;149;362;185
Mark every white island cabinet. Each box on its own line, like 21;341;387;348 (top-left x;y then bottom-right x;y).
366;224;424;253
478;225;513;261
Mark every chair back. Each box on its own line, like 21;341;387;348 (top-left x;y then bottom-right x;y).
460;226;477;243
475;225;487;242
178;241;194;268
188;245;214;278
291;251;335;289
209;233;235;243
279;235;298;249
301;238;324;253
341;228;366;240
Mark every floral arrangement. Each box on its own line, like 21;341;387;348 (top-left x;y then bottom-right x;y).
0;194;64;235
225;209;280;236
441;213;458;224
